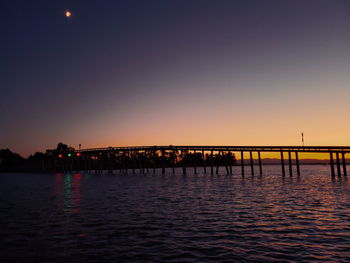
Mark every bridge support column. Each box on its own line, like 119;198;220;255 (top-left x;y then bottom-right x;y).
216;151;220;175
211;150;214;175
123;152;126;174
138;151;142;174
241;151;245;177
172;150;176;175
153;150;156;175
295;152;300;176
120;152;123;174
281;151;285;176
194;150;197;174
139;152;146;174
112;155;115;175
288;151;293;176
120;153;123;174
258;151;262;175
142;151;145;174
126;151;129;174
342;152;347;177
146;160;149;173
162;150;165;175
116;152;120;174
330;152;335;177
250;151;254;176
229;151;233;175
146;151;149;173
120;154;123;174
182;150;187;175
109;153;113;175
336;152;341;177
224;152;230;175
202;150;207;174
132;151;136;174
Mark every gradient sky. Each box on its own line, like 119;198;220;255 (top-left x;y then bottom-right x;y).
1;0;350;156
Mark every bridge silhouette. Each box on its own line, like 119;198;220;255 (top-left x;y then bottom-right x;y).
56;146;350;177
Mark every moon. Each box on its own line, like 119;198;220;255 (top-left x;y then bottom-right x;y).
65;10;72;18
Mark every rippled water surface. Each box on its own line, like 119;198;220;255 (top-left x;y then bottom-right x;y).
1;165;350;262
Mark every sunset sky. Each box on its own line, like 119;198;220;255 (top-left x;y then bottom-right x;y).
1;0;350;156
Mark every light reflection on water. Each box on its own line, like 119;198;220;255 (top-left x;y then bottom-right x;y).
0;165;349;262
55;173;81;215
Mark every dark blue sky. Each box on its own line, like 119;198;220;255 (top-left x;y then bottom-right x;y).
1;0;349;155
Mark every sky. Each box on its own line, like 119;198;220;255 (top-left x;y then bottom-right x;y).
1;0;350;157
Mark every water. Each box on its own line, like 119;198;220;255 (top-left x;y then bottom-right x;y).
1;165;349;262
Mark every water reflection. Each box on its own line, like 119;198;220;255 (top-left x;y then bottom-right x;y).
55;173;81;214
72;173;81;214
1;167;349;262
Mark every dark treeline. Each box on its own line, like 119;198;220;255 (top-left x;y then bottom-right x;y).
0;143;74;172
0;143;236;173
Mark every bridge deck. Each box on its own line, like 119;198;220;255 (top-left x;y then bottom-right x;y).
77;146;350;153
68;145;349;177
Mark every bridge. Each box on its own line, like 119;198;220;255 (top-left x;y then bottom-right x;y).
66;146;350;177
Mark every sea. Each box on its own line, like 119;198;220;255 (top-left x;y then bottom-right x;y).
1;165;349;262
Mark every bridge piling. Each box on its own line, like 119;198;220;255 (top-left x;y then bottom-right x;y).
127;151;130;174
162;150;165;175
225;152;230;175
119;154;122;174
146;151;149;173
225;164;230;175
330;152;335;177
336;152;341;177
182;150;187;175
121;157;124;174
342;152;347;177
194;150;197;174
151;150;155;175
281;151;285;176
295;152;300;176
288;151;292;176
211;150;214;175
202;150;207;174
121;153;124;173
108;153;113;174
250;151;254;176
132;151;135;174
142;152;146;174
139;151;142;174
125;152;129;174
216;151;220;175
172;150;176;175
137;151;141;174
241;151;245;177
258;151;262;175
